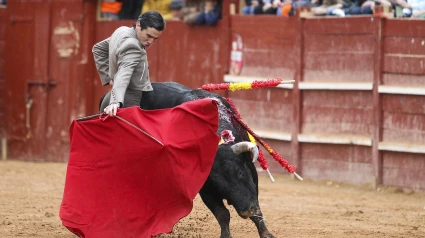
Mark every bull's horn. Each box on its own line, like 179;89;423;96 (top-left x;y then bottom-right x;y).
231;142;259;163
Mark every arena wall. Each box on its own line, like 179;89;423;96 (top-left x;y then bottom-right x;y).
228;16;425;190
2;0;424;190
0;6;6;138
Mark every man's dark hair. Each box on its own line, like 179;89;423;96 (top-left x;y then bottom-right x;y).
135;11;166;31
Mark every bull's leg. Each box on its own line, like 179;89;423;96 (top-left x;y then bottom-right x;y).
250;211;275;238
199;186;232;238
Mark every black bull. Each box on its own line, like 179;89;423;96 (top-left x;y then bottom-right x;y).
101;82;275;238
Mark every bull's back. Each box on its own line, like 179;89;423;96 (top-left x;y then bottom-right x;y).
140;82;192;110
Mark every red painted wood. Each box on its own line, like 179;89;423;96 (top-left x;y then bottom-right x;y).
0;41;4;57
304;17;375;35
304;35;375;53
382;94;425;114
383;55;425;75
27;3;51;160
382;111;425;143
241;66;296;80
301;144;374;184
303;90;374;107
302;143;372;163
0;57;3;79
382;113;425;143
0;9;5;40
372;16;384;187
304;53;374;71
231;16;299;78
230;98;294;133
80;1;97;116
5;1;38;159
231;15;299;38
303;107;374;124
45;1;86;161
4;0;96;161
382;73;425;86
293;18;303;177
384;37;425;55
382;129;425;143
302;91;374;135
382;151;425;190
383;19;425;38
303;70;373;82
243;50;297;70
159;21;229;89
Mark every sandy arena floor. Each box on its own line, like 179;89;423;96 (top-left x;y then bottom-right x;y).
0;160;424;238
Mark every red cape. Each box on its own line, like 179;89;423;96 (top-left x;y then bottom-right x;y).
60;99;219;237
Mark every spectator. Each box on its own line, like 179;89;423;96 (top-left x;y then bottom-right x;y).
242;0;260;14
358;0;391;14
195;0;222;25
183;0;204;24
243;0;277;14
327;0;355;16
119;0;144;19
402;0;425;17
341;0;387;15
170;0;184;20
311;0;345;15
101;0;122;20
142;0;173;20
276;0;295;16
292;0;320;8
262;0;280;14
1;0;6;5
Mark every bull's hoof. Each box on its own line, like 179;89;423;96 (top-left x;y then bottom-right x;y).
261;232;275;238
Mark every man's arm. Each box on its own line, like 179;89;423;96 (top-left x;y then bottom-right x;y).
92;38;113;86
110;39;143;105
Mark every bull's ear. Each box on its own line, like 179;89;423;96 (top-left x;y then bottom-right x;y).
231;142;259;163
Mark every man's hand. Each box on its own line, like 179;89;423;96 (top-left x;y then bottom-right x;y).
104;103;120;116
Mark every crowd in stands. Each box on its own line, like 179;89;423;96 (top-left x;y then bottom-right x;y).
100;0;424;22
242;0;425;18
100;0;222;25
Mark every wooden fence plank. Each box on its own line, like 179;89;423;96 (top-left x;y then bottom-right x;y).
383;55;425;75
384;37;425;55
382;94;425;114
383;19;425;38
382;73;425;86
382;151;425;190
301;144;374;184
305;35;375;53
304;17;375;35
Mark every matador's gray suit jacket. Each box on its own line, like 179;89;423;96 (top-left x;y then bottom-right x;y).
92;26;153;105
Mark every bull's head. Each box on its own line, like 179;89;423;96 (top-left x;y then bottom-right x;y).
209;141;261;219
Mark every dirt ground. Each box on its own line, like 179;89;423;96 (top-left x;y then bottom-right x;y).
0;161;424;238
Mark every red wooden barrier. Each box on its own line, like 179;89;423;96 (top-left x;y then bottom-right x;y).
0;6;6;139
1;1;425;191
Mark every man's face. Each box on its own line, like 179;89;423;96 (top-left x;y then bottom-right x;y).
136;23;162;49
